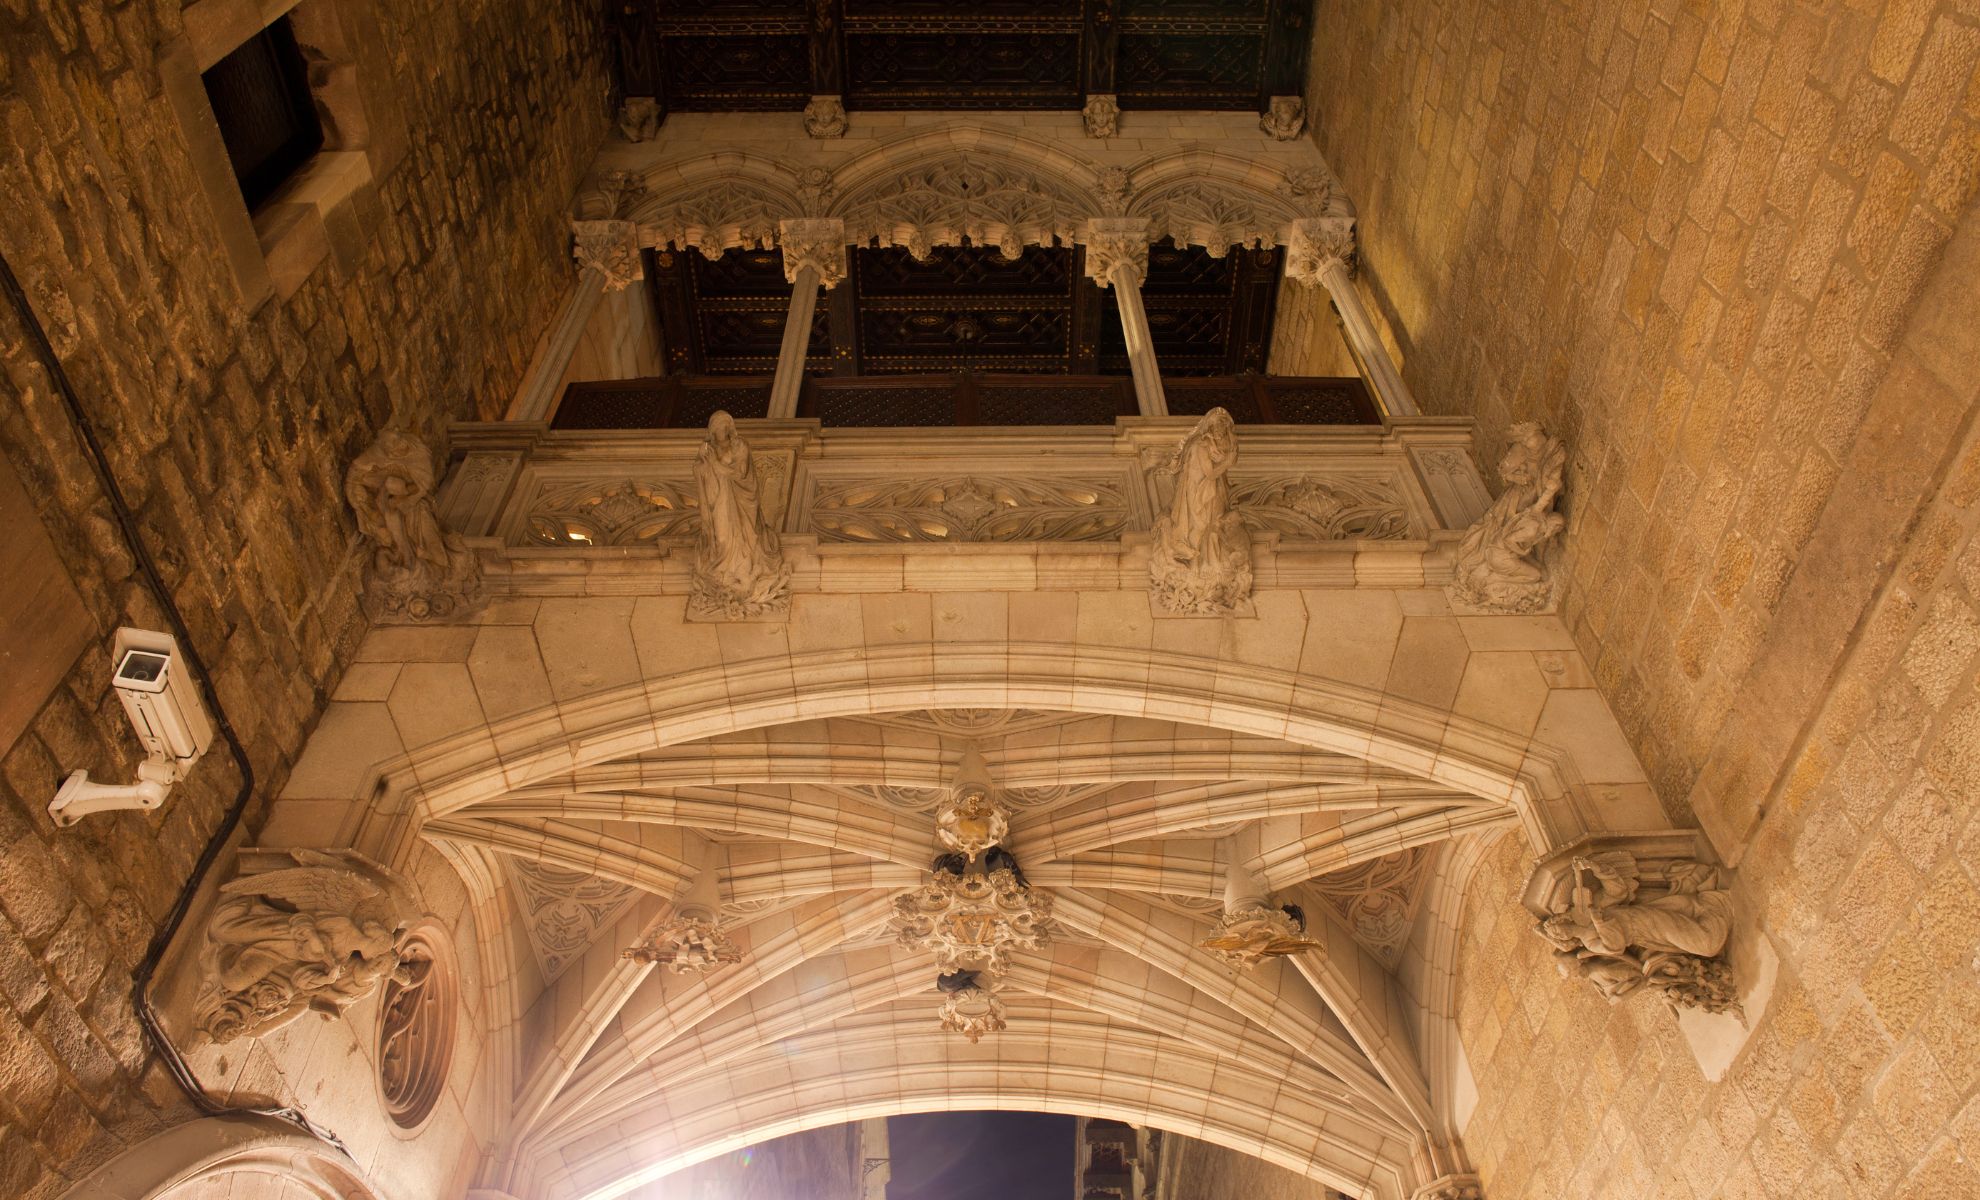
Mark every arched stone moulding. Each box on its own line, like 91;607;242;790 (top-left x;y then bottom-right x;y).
585;119;1352;261
239;582;1692;1200
55;1115;380;1200
340;643;1596;862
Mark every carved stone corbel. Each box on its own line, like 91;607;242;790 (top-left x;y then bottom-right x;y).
1260;95;1306;140
622;915;741;974
777;217;849;289
192;849;422;1044
616;96;661;142
1448;422;1566;613
571;218;643;291
804;94;848;138
1081;93;1120;138
346;429;484;623
1524;832;1740;1016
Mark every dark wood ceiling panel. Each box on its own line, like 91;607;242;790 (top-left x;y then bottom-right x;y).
649;246;832;376
614;1;1309;112
854;245;1079;373
1098;241;1280;376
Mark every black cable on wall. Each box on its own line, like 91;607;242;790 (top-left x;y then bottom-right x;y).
0;249;352;1157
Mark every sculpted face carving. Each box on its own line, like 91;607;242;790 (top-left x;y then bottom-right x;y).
1081;93;1120;138
1260;95;1306;140
1533;850;1739;1015
1149;407;1253;614
194;850;421;1045
345;430;483;622
690;411;792;619
804;95;848;138
1449;421;1567;613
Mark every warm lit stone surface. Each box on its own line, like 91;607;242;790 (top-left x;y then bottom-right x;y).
0;2;608;1195
1307;0;1980;826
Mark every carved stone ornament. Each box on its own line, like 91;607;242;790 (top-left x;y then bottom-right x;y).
622;915;743;974
1199;903;1323;970
891;869;1055;976
808;474;1130;543
840;155;1088;262
938;983;1007;1044
1260;95;1307;140
1529;844;1739;1015
777;217;849;288
1234;473;1412;542
804;94;848;138
690;411;792;620
193;849;421;1045
617;96;661;142
1081;93;1120;138
571;217;643;290
645;180;785;256
1284;217;1357;287
795;165;837;212
1149;408;1253;615
935;789;1011;860
1096;166;1133;215
345;430;484;623
1308;848;1433;966
1081;217;1153;289
1410;1175;1484;1200
1450;422;1567;613
504;859;637;983
1136;181;1288;258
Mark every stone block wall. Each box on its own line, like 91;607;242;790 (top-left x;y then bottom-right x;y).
0;2;606;1195
1305;0;1980;823
1448;227;1980;1198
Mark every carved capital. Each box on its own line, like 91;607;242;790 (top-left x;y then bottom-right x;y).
803;94;848;138
1081;217;1153;290
571;218;643;291
1525;832;1741;1016
1260;95;1306;140
1411;1175;1483;1200
617;96;661;142
777;217;849;289
193;849;421;1044
346;430;484;622
1082;93;1120;138
1285;217;1357;287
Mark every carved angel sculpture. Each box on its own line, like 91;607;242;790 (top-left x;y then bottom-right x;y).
1149;407;1253;614
690;411;792;619
1200;902;1323;970
194;849;421;1044
1534;851;1739;1015
345;429;483;622
1450;421;1567;613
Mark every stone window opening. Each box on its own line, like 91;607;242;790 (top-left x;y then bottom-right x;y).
161;0;405;307
200;15;324;214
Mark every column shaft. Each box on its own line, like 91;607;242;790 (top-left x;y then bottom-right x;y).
1319;261;1420;418
1111;266;1170;418
768;264;821;419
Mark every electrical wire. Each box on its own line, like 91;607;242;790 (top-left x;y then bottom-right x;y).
0;248;353;1156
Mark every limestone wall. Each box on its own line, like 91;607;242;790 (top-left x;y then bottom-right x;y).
1306;0;1980;823
1308;3;1980;1195
0;2;607;1195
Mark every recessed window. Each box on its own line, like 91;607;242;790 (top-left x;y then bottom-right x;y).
200;16;323;212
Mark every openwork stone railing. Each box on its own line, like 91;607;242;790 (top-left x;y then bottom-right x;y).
438;416;1494;596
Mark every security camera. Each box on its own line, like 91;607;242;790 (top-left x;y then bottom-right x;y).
49;628;216;827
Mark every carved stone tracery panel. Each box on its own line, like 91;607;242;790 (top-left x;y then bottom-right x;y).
806;474;1130;543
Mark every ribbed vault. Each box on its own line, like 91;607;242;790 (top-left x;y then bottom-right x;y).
416;705;1517;1200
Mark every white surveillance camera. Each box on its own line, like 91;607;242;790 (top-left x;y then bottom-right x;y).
109;629;214;766
49;628;216;827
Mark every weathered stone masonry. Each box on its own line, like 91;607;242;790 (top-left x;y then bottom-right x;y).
0;2;607;1195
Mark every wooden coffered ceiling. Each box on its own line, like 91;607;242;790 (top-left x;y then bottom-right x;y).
645;241;1284;378
606;0;1313;114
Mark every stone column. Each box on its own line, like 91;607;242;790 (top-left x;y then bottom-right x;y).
768;218;848;420
1082;217;1168;418
1286;217;1421;418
